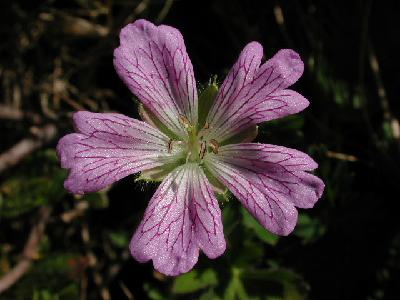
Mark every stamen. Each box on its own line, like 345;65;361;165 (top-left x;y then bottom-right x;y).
167;139;173;153
199;141;207;159
167;140;183;153
199;121;210;137
179;114;191;129
209;139;219;154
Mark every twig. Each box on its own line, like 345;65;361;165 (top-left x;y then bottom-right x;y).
0;124;57;173
123;0;150;25
81;223;111;300
0;105;23;119
155;0;174;23
61;201;89;223
119;281;134;300
0;104;41;123
0;206;52;294
326;151;358;162
368;43;400;141
273;4;294;48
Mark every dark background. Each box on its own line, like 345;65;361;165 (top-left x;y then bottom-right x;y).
1;0;400;299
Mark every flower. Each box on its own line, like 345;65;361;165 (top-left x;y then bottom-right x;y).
57;19;325;276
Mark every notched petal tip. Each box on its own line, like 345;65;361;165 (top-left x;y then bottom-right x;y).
305;155;318;171
129;239;149;263
129;164;226;276
64;176;86;195
203;238;226;259
113;19;198;138
272;49;304;85
206;144;324;236
257;89;310;124
72;110;116;135
243;41;263;56
310;174;325;199
206;45;308;141
56;133;80;169
57;112;174;195
118;19;155;41
277;209;298;236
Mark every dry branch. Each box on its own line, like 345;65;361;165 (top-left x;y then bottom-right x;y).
0;206;52;294
0;105;41;123
0;124;57;173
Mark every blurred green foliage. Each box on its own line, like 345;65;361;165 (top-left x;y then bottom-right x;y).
0;150;66;218
1;0;400;299
8;253;82;300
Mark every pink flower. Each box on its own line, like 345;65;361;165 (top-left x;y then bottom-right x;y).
57;19;324;276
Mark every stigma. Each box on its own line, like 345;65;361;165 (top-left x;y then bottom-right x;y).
167;115;220;162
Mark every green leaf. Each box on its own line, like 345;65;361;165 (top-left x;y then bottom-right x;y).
241;208;279;245
108;231;129;249
144;283;165;300
0;171;66;218
224;268;258;300
0;150;67;218
294;214;326;244
199;289;222;300
172;268;218;294
383;120;394;139
233;238;264;267
241;268;309;300
7;253;81;300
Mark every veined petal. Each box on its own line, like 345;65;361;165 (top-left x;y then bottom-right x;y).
250;89;309;124
57;111;180;194
205;143;324;235
207;44;307;142
130;163;226;276
114;19;198;138
206;42;263;128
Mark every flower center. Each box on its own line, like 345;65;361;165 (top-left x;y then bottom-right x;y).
168;115;219;163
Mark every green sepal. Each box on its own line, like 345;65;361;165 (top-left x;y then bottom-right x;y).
221;125;258;145
216;190;231;203
203;166;226;194
138;104;180;140
136;158;185;183
197;80;219;130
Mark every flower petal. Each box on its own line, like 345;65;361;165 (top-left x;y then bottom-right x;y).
57;111;179;194
207;43;307;142
246;89;309;125
205;143;324;235
130;163;226;276
114;19;198;138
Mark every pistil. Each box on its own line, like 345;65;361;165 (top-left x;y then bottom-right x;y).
168;114;220;162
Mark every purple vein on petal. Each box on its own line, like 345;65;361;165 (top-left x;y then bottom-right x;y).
130;163;225;276
57;112;182;194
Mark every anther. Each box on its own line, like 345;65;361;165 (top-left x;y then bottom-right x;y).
179;115;191;129
209;139;220;154
167;139;173;153
199;141;207;159
199;121;210;137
